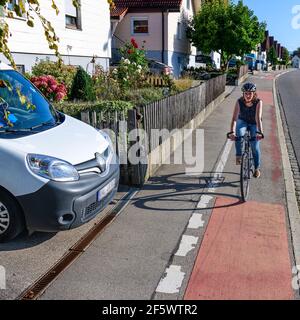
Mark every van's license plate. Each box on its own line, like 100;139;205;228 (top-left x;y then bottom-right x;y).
97;179;115;201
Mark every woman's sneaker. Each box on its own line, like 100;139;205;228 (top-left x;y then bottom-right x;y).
253;169;261;178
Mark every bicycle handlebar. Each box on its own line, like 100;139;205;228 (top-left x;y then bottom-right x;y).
226;131;264;141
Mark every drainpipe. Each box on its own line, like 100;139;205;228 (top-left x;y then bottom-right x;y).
162;10;165;63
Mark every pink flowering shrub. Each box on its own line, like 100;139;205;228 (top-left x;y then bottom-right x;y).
30;75;67;102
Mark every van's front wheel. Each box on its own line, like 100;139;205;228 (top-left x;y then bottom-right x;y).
0;192;25;242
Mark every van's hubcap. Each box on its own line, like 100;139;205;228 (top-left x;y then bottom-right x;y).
0;202;10;235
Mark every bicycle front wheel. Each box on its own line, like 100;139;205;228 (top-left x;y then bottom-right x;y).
240;152;250;202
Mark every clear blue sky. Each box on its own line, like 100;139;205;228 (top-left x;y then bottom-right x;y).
233;0;300;52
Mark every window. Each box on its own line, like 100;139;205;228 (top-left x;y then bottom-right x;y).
177;22;182;40
131;17;149;34
186;0;190;10
0;70;58;133
65;0;81;29
16;65;25;74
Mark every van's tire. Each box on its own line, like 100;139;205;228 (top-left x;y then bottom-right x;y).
0;191;25;242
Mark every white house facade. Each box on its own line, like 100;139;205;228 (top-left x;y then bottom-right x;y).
0;0;111;73
292;55;300;69
111;0;201;78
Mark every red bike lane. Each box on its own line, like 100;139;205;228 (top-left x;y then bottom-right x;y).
184;78;295;300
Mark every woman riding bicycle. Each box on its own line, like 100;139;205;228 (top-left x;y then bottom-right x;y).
229;82;264;178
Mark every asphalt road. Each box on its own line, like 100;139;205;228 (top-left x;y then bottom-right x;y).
277;70;300;167
0;71;298;300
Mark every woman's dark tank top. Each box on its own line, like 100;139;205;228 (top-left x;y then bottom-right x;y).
238;98;260;124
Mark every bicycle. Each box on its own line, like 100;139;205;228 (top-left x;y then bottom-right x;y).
227;129;264;202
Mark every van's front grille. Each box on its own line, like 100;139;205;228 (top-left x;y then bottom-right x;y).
81;201;102;220
75;147;111;176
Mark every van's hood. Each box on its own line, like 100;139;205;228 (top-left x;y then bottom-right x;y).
2;115;109;165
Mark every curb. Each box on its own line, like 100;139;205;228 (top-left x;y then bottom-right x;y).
273;71;300;271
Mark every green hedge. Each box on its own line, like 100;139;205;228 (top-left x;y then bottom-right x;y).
54;100;133;118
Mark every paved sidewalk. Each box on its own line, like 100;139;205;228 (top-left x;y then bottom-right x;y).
38;71;299;300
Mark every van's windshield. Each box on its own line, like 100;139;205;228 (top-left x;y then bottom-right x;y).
0;70;59;133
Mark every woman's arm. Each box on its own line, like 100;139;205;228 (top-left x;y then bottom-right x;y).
230;100;240;133
256;100;263;133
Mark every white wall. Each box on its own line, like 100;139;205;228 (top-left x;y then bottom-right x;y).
167;0;196;55
2;0;111;70
113;12;163;51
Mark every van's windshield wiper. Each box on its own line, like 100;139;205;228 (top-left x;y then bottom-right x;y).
0;120;57;133
0;127;33;133
29;120;56;130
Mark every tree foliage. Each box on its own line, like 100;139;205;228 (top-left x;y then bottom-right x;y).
187;0;266;69
267;47;277;66
0;1;114;68
70;66;96;102
281;48;290;65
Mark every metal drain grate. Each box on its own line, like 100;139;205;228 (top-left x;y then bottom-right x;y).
18;188;138;300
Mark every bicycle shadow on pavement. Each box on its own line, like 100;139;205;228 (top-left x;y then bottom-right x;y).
131;171;243;213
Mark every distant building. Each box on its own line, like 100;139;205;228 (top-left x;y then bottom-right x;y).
111;0;202;77
292;55;300;68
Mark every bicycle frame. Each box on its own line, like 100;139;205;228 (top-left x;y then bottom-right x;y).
227;129;263;202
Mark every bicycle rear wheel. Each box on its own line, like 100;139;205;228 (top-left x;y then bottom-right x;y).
240;152;250;202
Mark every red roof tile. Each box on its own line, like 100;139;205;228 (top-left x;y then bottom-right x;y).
111;6;128;18
111;0;182;14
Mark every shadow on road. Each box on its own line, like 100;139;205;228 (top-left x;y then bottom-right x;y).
130;171;242;213
0;231;57;251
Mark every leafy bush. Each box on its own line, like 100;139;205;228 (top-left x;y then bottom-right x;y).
70;67;96;102
121;88;165;106
182;66;223;80
236;60;246;68
173;78;194;92
55;100;133;118
93;65;122;100
31;59;76;94
114;38;149;89
30;75;67;102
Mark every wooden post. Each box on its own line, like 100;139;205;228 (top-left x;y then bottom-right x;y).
81;111;90;124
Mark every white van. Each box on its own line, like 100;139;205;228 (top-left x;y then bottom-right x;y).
0;62;119;242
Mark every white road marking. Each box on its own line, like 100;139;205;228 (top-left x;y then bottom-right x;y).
212;140;233;184
196;139;233;209
188;213;205;229
197;195;213;208
175;235;199;257
156;140;234;296
156;265;185;294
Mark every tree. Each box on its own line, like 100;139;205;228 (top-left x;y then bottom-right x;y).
281;48;290;66
0;0;114;68
267;47;277;66
187;0;266;69
70;67;96;102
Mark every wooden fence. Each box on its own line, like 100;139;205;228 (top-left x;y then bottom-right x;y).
81;74;226;186
238;65;249;79
138;75;226;153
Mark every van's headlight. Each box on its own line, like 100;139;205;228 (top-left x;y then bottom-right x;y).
27;154;79;182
